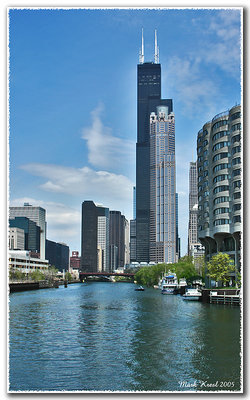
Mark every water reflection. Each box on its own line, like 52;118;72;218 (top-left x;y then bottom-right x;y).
9;283;241;392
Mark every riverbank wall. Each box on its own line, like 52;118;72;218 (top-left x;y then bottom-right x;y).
9;280;81;293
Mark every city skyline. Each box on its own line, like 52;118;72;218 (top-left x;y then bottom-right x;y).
8;8;242;254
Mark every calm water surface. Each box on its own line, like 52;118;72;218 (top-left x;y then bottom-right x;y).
9;282;241;392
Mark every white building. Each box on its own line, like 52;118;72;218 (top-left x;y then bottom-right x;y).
97;211;109;272
9;250;49;274
9;203;46;259
149;106;176;264
9;227;25;250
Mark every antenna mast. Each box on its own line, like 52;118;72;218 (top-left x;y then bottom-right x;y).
154;29;159;63
139;28;144;64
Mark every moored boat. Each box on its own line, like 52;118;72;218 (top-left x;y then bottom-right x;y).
161;272;178;294
182;288;202;301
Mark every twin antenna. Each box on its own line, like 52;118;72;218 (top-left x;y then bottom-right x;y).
139;29;159;64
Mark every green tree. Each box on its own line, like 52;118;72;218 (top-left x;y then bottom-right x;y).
30;270;45;281
45;265;59;282
65;272;72;281
207;253;235;286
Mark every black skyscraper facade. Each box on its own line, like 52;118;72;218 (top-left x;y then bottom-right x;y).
81;201;98;273
136;36;173;262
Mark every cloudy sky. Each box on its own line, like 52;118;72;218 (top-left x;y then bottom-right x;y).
8;7;242;256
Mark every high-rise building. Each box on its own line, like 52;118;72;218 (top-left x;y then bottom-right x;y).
109;211;126;270
8;227;25;250
129;220;136;262
130;186;137;262
97;207;110;272
9;216;40;255
188;161;205;265
9;203;46;259
188;161;199;252
45;240;69;272
124;218;130;266
136;30;173;262
149;106;176;263
197;105;241;281
81;201;109;273
175;193;180;260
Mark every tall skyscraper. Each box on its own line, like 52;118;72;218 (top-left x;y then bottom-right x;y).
9;203;46;259
188;161;199;253
136;30;173;262
197;105;241;280
109;211;128;270
149;106;176;263
175;193;180;260
130;186;136;262
81;201;109;273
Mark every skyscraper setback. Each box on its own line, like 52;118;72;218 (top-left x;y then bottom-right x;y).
136;30;174;263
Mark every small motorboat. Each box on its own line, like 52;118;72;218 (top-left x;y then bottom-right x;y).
135;286;145;291
182;288;202;301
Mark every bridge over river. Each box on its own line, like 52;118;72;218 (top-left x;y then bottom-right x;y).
79;272;135;281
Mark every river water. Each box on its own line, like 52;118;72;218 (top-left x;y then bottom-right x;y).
9;282;242;392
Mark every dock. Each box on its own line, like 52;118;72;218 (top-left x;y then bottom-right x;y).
209;290;241;306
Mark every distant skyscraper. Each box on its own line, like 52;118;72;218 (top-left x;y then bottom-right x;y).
109;211;127;270
45;240;69;272
9;216;40;255
9;203;46;259
81;201;109;273
188;161;199;253
149;106;176;264
136;30;173;262
175;193;180;260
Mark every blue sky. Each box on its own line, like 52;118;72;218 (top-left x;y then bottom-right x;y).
8;7;242;256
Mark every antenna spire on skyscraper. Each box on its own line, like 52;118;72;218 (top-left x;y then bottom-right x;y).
154;29;159;63
139;28;144;64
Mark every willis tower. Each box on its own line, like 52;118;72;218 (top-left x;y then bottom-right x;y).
136;30;173;262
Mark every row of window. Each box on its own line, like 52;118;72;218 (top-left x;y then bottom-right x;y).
230;111;241;121
213;163;229;173
212;141;229;152
199;190;241;204
212;119;228;132
232;123;241;132
212;130;229;142
213;174;229;183
198;215;241;230
232;134;241;143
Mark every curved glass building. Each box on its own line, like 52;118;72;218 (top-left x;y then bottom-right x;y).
197;105;241;281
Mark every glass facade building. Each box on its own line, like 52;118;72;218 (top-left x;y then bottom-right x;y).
136;42;173;263
81;201;110;273
45;240;69;272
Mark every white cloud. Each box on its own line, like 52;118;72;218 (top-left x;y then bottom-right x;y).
20;163;133;217
81;104;135;172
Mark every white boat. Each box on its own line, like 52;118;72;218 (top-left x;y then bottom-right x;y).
182;288;202;301
161;272;178;295
178;278;187;288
